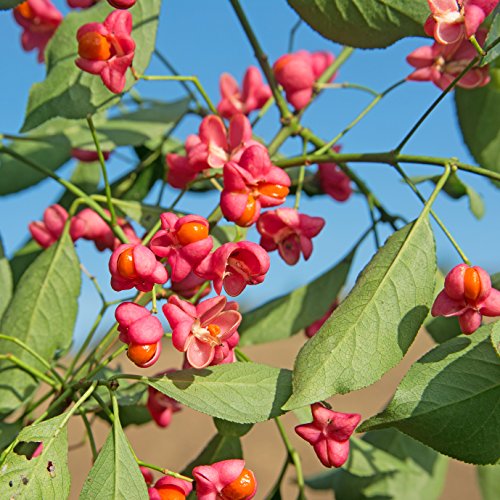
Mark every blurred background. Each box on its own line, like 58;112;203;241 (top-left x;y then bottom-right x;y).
1;1;498;498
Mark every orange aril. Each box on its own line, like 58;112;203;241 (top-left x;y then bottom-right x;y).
15;1;33;19
156;485;186;500
117;247;137;279
177;221;209;246
220;468;256;500
127;343;157;366
257;183;289;199
273;54;294;74
235;195;256;227
464;267;481;302
207;324;221;338
78;32;111;61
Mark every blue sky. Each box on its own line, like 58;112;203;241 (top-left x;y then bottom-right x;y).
0;1;498;344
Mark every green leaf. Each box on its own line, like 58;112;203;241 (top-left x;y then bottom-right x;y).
0;415;71;500
482;8;500;66
68;100;190;151
0;233;81;416
213;418;253;437
0;135;72;195
465;184;486;219
9;240;43;285
477;464;500;500
22;0;161;132
491;272;500;290
211;225;248;249
0;422;21;453
360;322;500;464
306;430;447;500
287;0;429;49
426;315;461;344
456;82;500;186
111;199;164;231
58;161;101;209
408;173;485;219
79;417;148;499
0;238;13;321
490;321;500;357
182;433;243;477
239;250;353;346
0;0;23;10
146;363;292;424
284;217;436;410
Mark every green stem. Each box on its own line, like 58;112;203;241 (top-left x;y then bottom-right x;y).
294;165;305;210
65;305;106;383
136;460;194;482
0;145;128;243
0;334;64;385
0;353;59;388
315;79;405;156
393;163;470;264
188;281;211;304
142;188;187;246
80;263;106;305
267;457;289;499
21;388;56;420
86;115;117;226
273;151;500;183
234;346;251;363
79;409;98;461
0;383;97;466
207;204;223;229
294;138;308;210
92;392;115;422
86;344;128;382
228;0;292;120
469;34;486;56
366;195;381;249
137;74;217;114
288;18;302;52
298;129;402;229
250;96;274;127
274;417;305;498
316;81;379;97
297;46;355;118
153;49;203;110
151;284;158;314
0;133;50;143
268;126;294;156
420;164;452;217
396;49;485;152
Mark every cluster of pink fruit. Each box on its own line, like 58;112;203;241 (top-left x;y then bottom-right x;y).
20;1;500;497
13;1;497;94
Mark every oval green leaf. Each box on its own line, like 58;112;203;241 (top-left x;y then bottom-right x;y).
0;238;13;321
0;415;70;499
477;465;500;500
182;433;243;477
79;417;148;499
0;135;72;195
361;322;500;464
287;0;429;49
146;363;292;424
284;217;436;410
306;430;447;500
456;81;500;186
0;232;81;416
239;249;354;346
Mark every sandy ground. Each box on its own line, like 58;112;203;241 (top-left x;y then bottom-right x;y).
66;330;481;499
